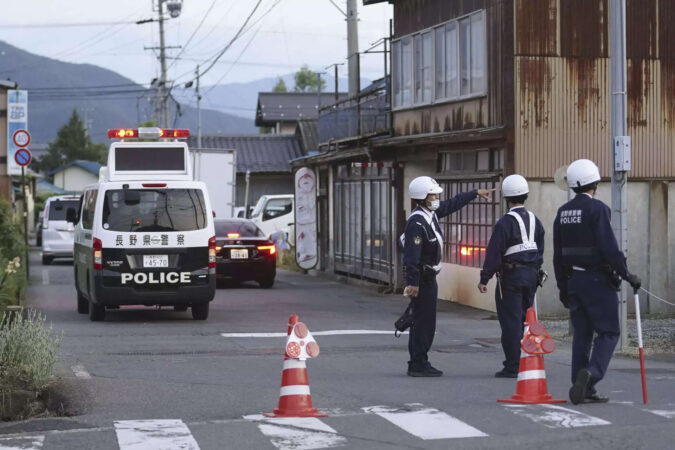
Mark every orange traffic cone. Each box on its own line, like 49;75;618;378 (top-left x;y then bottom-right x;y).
265;315;326;417
498;308;566;404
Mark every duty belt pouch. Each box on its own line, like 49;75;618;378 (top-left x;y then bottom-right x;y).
394;301;414;337
602;265;621;291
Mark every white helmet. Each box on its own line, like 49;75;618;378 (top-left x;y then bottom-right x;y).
567;159;601;188
502;174;529;197
409;176;443;200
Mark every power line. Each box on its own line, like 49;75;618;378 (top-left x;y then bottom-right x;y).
204;25;263;95
166;0;218;71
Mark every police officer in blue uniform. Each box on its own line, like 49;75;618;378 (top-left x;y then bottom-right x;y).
477;175;545;378
402;176;493;377
553;159;641;404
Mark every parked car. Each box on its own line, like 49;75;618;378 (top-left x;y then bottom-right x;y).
35;210;44;246
41;195;80;265
214;218;276;288
249;194;295;245
233;205;255;218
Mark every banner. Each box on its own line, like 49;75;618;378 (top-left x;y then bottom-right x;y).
294;167;318;270
7;90;28;175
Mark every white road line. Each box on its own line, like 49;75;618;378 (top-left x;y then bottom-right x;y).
244;414;346;450
0;435;45;450
645;409;675;419
221;330;405;338
71;364;91;379
503;404;611;428
362;403;487;440
41;269;49;286
114;419;199;450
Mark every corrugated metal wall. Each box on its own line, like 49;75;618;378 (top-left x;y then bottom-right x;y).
514;0;675;179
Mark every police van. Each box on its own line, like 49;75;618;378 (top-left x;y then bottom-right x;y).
68;128;216;321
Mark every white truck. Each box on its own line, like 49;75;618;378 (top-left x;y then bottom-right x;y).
249;194;295;245
191;148;236;220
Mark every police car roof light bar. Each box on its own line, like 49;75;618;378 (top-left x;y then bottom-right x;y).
107;128;190;140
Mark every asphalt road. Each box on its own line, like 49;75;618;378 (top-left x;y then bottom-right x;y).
2;248;675;450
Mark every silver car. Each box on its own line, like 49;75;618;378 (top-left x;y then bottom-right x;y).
41;195;79;265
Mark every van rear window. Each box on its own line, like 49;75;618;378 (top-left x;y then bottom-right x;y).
48;200;79;221
102;189;207;232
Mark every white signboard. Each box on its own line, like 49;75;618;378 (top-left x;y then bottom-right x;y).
6;90;28;175
294;167;318;270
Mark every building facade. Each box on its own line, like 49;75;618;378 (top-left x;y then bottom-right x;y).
296;0;675;316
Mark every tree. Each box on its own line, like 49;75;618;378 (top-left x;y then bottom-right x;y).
293;65;326;93
272;77;287;92
37;109;107;174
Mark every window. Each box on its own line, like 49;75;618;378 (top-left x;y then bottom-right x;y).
394;10;486;109
48;199;79;221
262;198;292;221
414;32;432;104
214;220;264;237
437;178;501;268
102;189;207;232
438;149;502;173
82;190;98;230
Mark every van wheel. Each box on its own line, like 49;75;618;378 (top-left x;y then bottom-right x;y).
191;303;209;320
258;276;275;289
77;291;89;314
89;301;105;321
42;255;52;265
174;303;188;312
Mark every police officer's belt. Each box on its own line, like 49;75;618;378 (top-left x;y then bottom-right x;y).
502;262;538;271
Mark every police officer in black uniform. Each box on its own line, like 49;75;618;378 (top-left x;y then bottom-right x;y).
402;176;493;377
478;174;545;378
553;159;641;404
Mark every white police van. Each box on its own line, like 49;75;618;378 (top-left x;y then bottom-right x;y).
69;128;216;321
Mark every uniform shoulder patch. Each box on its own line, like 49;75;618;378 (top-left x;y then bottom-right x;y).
414;236;422;245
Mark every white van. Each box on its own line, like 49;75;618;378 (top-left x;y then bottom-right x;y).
69;128;216;321
41;195;80;265
249;194;295;244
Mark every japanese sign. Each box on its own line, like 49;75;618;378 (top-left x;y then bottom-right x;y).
6;90;28;175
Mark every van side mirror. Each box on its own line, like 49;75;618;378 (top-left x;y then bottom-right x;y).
66;208;78;224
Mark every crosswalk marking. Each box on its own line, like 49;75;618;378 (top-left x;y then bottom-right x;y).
114;419;199;450
244;414;346;450
503;404;611;428
362;403;487;440
645;409;675;419
0;435;44;450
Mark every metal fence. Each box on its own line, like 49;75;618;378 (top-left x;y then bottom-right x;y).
318;83;390;143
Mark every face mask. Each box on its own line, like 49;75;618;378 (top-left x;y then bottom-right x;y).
427;199;440;211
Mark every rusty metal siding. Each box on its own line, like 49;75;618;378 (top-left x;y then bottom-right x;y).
514;0;675;179
515;0;557;56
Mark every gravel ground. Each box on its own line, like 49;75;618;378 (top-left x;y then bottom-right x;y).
541;317;675;357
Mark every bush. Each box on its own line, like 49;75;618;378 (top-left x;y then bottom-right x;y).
0;309;60;392
0;198;26;307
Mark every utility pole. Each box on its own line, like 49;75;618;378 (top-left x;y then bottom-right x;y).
609;0;631;350
346;0;359;97
158;0;169;128
196;65;202;148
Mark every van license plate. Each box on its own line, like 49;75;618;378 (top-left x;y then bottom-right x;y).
230;249;248;259
143;255;169;267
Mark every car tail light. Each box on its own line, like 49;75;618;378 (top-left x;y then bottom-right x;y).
93;238;103;270
209;236;216;268
142;183;167;188
460;246;485;256
227;232;240;238
257;245;276;256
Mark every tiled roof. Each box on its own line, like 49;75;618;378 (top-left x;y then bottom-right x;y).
255;92;348;127
295;119;318;152
189;134;304;173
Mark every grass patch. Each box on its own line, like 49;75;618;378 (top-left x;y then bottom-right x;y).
276;248;306;273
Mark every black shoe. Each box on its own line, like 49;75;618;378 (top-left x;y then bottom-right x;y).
407;367;443;377
495;370;518;378
570;368;592;405
583;393;609;403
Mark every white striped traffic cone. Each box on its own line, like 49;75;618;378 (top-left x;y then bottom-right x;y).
265;315;326;417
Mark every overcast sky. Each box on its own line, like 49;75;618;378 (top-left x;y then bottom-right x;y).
0;0;393;87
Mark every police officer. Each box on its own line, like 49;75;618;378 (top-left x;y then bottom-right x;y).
477;175;545;378
553;159;641;404
402;176;493;377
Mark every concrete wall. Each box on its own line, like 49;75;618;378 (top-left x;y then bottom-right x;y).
54;167;97;192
